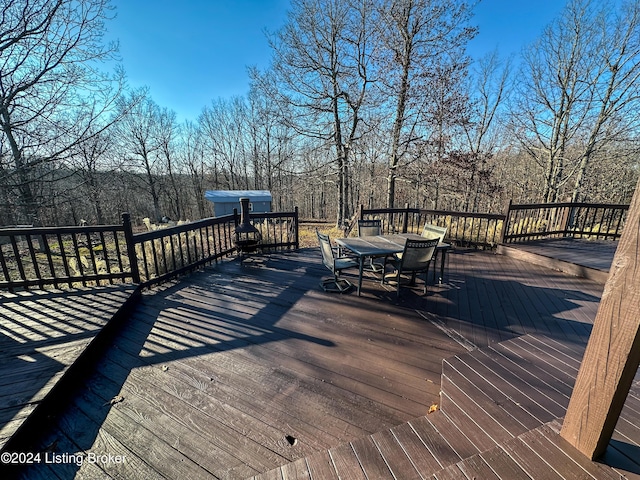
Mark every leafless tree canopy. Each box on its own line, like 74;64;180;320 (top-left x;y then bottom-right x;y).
0;0;638;228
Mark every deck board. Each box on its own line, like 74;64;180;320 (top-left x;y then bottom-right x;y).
5;244;639;479
0;285;138;452
370;428;423;480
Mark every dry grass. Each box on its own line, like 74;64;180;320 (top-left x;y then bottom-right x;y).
298;222;345;248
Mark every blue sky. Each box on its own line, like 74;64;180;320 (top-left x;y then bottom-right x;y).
105;0;566;123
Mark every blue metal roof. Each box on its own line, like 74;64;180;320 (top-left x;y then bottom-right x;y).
204;190;272;203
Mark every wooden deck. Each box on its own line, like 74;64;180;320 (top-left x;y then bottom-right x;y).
0;285;139;452
3;243;639;479
497;238;617;284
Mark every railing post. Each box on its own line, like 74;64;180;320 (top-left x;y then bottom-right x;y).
562;202;576;237
294;206;299;249
402;203;410;233
561;178;640;459
122;213;141;284
499;199;512;244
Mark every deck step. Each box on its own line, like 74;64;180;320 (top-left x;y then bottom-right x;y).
251;333;638;479
431;419;625;480
497;242;610;284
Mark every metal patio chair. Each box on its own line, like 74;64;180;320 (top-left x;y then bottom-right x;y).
422;223;448;281
317;230;359;293
357;218;384;273
382;238;439;298
421;223;447;243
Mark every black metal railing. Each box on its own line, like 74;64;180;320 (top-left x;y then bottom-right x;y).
132;215;236;287
501;202;629;243
353;201;628;248
0;208;300;292
0;219;133;291
356;206;506;248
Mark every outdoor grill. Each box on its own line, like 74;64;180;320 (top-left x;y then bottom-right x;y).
234;197;262;255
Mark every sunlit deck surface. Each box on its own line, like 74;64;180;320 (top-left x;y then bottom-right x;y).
5;241;640;479
0;285;138;451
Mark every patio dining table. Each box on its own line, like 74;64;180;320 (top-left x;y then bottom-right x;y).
335;233;450;296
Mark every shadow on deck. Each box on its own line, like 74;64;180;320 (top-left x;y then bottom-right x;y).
2;242;638;479
0;285;140;452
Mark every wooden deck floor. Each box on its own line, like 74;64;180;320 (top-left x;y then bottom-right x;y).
3;244;638;479
0;285;138;452
498;238;617;284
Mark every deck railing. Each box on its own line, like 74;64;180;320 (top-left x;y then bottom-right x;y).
501;202;629;243
0;221;133;291
354;201;629;248
0;208;299;291
356;206;506;248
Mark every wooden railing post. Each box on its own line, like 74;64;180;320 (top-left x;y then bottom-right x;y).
560;178;640;459
402;203;410;233
498;199;512;244
294;206;299;249
560;202;574;237
122;213;141;284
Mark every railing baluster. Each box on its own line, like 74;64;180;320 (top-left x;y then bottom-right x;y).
150;237;160;278
160;235;168;275
25;234;42;287
71;233;86;287
56;233;72;288
0;244;12;289
113;231;125;278
41;234;57;288
121;213;140;284
140;240;151;282
614;208;625;238
198;227;205;259
192;234;198;263
168;234;176;271
178;232;191;267
85;231;99;285
10;235;27;288
98;231;113;284
205;225;212;257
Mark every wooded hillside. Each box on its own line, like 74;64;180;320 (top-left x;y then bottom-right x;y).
1;0;638;228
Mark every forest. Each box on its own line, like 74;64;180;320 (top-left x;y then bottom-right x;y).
1;0;639;229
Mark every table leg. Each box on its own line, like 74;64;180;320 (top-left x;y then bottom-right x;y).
439;249;446;284
357;256;365;296
432;251;438;282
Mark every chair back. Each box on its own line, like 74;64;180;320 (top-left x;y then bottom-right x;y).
316;230;335;270
421;223;447;243
400;238;439;272
358;219;382;237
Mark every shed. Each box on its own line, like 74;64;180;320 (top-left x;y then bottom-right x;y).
204;190;272;217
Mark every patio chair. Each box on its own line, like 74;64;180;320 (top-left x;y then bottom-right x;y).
422;223;448;278
317;230;359;293
357;218;384;273
382;238;439;297
421;223;447;243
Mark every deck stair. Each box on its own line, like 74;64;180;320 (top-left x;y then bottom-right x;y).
496;239;616;284
252;332;639;479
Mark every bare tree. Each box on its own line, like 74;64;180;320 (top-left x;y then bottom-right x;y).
0;0;124;225
156;108;185;219
510;0;640;203
199;97;250;190
376;0;476;209
117;90;166;222
459;52;512;211
269;0;377;227
570;0;640;201
70;129;115;224
181;121;209;218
